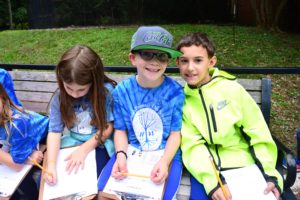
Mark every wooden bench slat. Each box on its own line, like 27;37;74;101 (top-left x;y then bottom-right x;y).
237;79;262;90
177;185;191;200
15;91;53;103
180;173;191;186
14;81;58;92
9;71;57;81
9;71;263;91
247;91;261;103
21;102;49;113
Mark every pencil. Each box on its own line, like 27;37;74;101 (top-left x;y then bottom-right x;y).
29;157;53;177
120;172;151;179
209;156;227;199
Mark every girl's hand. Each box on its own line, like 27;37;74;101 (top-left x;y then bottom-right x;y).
64;147;87;174
45;162;57;185
150;159;169;184
264;182;280;199
111;154;127;180
212;185;232;200
26;150;43;164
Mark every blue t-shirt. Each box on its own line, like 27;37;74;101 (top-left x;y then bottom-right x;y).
113;76;184;161
0;109;49;164
48;83;114;152
0;68;22;106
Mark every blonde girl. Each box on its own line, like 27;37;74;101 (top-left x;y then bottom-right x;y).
0;83;48;199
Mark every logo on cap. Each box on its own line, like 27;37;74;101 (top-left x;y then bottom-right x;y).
143;31;172;47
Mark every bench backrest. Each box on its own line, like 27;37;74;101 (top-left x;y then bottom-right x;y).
9;70;271;125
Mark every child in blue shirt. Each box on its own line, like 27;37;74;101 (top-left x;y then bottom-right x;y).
0;83;49;200
45;45;116;186
98;26;184;199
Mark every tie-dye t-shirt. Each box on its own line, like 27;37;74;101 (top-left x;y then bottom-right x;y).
48;83;114;148
113;76;184;161
0;109;49;164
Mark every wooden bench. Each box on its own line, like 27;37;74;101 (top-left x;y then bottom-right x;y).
3;65;298;200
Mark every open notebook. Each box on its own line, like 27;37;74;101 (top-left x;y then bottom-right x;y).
0;144;46;199
39;146;97;200
221;164;277;200
0;163;32;198
102;145;166;200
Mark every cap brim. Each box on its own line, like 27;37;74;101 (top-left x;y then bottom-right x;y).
132;45;183;58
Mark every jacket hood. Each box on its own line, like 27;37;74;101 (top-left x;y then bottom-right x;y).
210;67;236;80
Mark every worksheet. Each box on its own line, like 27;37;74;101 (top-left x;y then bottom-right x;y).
0;163;32;198
221;164;277;200
103;145;165;200
42;146;97;200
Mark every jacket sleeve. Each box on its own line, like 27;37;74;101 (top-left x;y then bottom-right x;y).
238;85;283;191
180;107;220;195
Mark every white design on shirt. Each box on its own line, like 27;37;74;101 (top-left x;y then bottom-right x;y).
132;108;163;151
70;110;93;134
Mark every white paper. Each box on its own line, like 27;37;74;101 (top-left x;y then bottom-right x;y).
221;164;277;200
43;146;97;200
0;163;32;197
103;145;165;200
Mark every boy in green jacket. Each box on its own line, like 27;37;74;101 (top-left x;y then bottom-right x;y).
176;32;282;200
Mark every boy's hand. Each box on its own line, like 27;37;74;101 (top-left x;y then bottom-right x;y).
264;182;280;199
64;147;87;174
150;159;169;184
211;185;232;200
111;155;127;180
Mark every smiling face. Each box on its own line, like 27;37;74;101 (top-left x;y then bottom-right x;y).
177;45;217;87
129;50;170;88
63;82;92;99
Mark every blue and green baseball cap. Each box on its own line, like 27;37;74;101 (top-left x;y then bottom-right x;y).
130;26;183;58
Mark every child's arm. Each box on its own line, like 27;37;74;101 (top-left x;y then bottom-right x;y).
111;129;128;179
238;85;283;191
100;123;114;144
45;132;61;185
151;130;181;184
0;148;23;171
64;122;113;174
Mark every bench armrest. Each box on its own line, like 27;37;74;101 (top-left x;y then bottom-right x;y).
273;136;297;190
284;153;297;189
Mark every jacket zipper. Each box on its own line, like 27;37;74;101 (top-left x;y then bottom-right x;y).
209;104;217;132
199;89;213;144
210;104;221;167
199;89;221;168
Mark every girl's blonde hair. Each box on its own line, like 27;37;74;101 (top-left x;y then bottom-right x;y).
55;45;116;143
0;84;24;138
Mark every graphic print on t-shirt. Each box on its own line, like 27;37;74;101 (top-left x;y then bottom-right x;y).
132;107;163;151
70;110;94;135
